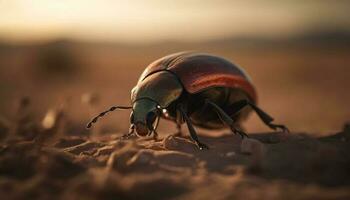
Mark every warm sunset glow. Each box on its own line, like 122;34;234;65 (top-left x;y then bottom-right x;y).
0;0;349;43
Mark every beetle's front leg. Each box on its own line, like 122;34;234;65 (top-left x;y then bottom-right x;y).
173;108;184;137
120;124;136;140
178;104;209;150
152;130;162;141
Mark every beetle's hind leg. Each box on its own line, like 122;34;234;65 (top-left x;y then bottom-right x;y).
178;104;209;150
226;100;289;133
251;103;289;132
205;100;248;138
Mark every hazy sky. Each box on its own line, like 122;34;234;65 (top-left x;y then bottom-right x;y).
0;0;349;43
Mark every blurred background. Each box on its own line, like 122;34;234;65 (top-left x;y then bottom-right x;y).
0;0;349;137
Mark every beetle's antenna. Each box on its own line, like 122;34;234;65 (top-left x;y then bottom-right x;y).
86;106;132;129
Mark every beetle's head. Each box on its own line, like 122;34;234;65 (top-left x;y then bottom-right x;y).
131;98;160;137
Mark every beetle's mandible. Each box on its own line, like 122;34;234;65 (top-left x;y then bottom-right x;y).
87;52;288;149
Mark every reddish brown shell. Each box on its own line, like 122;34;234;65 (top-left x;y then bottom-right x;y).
139;52;257;103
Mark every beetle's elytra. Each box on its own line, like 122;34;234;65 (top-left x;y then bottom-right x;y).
87;52;288;149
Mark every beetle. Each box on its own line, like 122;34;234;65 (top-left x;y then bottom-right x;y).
87;52;288;149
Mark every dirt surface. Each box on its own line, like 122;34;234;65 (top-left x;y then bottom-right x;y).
1;125;350;200
1;41;350;199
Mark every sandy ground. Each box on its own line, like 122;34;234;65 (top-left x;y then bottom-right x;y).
0;41;350;199
1;124;350;200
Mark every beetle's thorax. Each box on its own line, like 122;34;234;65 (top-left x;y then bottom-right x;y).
131;70;183;137
131;71;183;108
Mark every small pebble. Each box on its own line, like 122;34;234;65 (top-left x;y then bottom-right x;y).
225;152;236;157
241;138;267;174
163;135;198;153
240;138;266;155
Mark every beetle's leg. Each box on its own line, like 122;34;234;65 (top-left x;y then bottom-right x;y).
249;102;289;132
174;123;183;137
178;105;209;150
205;100;248;138
120;124;136;140
226;100;289;133
174;109;183;137
153;130;161;141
